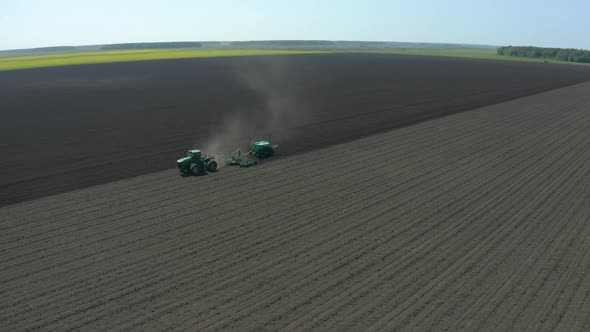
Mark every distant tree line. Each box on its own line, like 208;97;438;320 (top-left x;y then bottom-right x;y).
101;42;202;50
229;40;336;46
497;46;590;63
32;46;77;53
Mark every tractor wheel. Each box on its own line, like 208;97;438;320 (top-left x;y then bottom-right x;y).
206;160;218;172
189;163;200;175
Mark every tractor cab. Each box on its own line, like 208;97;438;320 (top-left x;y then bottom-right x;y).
187;149;202;161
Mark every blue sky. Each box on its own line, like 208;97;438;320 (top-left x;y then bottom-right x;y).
1;0;588;51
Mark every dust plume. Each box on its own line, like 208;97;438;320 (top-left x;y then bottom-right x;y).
201;58;306;164
201;114;248;166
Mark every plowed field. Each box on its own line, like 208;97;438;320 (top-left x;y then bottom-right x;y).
2;53;590;206
2;81;590;330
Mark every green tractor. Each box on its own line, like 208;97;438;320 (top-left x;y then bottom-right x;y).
225;140;278;167
177;149;218;176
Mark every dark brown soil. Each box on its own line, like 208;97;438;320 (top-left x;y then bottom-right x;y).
1;53;590;206
2;82;590;330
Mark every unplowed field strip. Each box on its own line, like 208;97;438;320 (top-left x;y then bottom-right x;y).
2;53;590;206
2;82;590;330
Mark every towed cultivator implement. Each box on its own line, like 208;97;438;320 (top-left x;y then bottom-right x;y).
225;149;257;167
224;140;278;167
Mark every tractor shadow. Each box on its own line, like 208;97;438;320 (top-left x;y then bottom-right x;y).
180;171;217;178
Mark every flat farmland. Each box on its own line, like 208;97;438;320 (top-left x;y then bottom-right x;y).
2;53;590;206
2;82;590;330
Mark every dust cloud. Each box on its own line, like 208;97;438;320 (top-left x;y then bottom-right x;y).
201;58;306;164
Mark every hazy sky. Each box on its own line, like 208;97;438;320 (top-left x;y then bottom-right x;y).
1;0;588;51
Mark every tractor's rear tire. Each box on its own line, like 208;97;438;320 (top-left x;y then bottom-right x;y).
189;163;200;175
206;160;218;172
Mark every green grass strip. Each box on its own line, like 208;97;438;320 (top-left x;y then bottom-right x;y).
0;49;329;71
